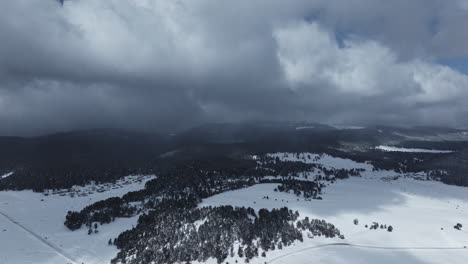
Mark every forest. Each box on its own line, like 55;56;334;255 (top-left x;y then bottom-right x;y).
61;155;360;263
112;206;342;264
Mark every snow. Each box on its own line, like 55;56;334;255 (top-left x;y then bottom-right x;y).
295;126;316;130
2;151;468;264
198;153;468;264
159;149;180;158
0;215;71;264
0;171;13;179
330;125;365;130
393;132;468;142
376;145;454;153
0;175;155;264
267;152;374;171
265;152;429;181
295;125;365;130
200;178;468;263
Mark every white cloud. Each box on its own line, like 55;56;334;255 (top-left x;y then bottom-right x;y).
457;0;468;9
275;21;468;107
61;0;217;77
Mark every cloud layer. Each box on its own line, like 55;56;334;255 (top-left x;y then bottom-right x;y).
1;0;468;135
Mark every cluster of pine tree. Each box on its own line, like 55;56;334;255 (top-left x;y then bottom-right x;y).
64;156;350;230
62;156;353;262
65;197;139;230
274;179;324;199
112;206;342;264
257;155;364;179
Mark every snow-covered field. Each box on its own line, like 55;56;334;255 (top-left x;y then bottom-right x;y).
0;175;155;264
198;153;468;264
376;145;454;153
200;179;468;263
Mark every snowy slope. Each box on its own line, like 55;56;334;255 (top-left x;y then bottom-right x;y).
198;153;468;264
0;175;155;264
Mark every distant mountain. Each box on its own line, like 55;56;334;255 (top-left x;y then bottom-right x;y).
0;128;170;170
1;123;468;190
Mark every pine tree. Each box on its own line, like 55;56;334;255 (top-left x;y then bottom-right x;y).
237;246;244;258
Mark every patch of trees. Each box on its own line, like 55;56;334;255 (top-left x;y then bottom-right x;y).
363;221;393;232
112;206;343;264
296;217;344;239
256;159;317;177
63;167;255;230
273;179;323;199
64;157;334;230
257;155;364;181
65;197;138;230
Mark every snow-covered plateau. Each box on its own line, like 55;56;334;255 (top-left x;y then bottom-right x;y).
1;153;468;264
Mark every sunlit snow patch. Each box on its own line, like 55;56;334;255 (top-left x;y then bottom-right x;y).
267;152;373;170
330;125;365;130
376;146;454;153
0;171;13;179
296;126;316;130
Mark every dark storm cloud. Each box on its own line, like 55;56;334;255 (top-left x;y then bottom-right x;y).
1;0;468;136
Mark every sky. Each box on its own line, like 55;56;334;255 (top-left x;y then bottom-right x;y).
1;0;468;136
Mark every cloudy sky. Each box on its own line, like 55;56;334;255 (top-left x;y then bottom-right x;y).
1;0;468;135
